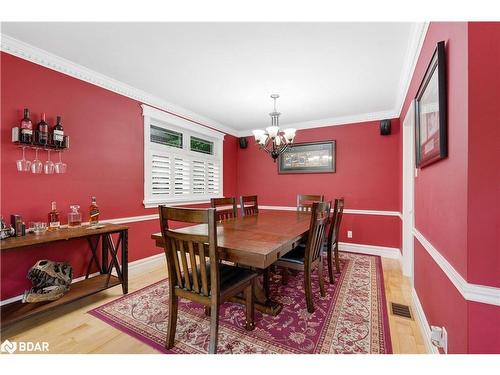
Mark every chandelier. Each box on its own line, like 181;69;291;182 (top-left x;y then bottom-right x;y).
252;94;296;162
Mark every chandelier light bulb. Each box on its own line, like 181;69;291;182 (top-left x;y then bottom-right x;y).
283;128;296;142
252;129;266;140
266;126;280;139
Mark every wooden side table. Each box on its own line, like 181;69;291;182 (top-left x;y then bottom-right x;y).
0;223;128;327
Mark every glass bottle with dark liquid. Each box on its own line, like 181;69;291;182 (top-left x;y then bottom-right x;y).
37;112;49;145
20;108;33;144
53;116;64;147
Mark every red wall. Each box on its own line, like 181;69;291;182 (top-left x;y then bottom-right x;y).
466;22;500;288
414;240;468;353
0;52;238;300
401;22;500;353
237;120;402;249
402;23;469;278
465;22;500;354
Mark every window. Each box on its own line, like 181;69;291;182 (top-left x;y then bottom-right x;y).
142;104;224;207
150;125;183;148
190;136;213;155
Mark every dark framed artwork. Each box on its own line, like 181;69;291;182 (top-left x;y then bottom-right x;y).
278;140;336;174
415;40;448;168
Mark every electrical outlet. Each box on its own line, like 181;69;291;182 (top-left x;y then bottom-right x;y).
430;326;448;354
347;230;352;238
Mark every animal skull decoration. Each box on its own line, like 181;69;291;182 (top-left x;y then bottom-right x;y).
22;260;73;303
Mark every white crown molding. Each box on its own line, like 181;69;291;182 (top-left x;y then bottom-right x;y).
0;33;239;137
413;228;500;306
2;26;428;138
395;22;430;117
237;109;398;137
412;287;440;354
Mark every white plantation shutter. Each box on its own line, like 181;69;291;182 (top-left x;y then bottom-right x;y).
151;152;171;197
173;157;191;196
143;104;223;206
207;161;220;195
192;160;207;195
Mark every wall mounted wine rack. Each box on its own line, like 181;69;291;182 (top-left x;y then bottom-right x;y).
12;128;70;150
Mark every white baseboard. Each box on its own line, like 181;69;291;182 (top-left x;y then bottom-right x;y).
339;242;402;261
128;252;165;272
411;287;439;354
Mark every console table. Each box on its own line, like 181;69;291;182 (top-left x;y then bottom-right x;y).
0;223;128;327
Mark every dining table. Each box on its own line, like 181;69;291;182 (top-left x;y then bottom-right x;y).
151;209;312;316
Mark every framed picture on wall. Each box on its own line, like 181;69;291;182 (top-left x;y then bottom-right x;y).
278;140;336;174
415;40;448;168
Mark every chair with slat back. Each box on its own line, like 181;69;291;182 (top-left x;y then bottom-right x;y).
240;195;259;217
159;206;257;354
296;194;324;212
275;201;330;313
325;198;344;283
210;197;238;222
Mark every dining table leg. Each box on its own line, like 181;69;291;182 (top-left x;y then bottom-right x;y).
231;267;283;316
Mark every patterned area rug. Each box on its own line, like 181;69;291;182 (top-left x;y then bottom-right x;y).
89;252;392;354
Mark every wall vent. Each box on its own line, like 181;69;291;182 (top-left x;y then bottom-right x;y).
390;302;413;319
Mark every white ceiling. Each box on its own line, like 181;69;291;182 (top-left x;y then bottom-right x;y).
1;22;425;135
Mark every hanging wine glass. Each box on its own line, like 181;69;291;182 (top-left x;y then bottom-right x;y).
31;148;43;174
55;151;67;174
44;149;55;174
16;147;32;172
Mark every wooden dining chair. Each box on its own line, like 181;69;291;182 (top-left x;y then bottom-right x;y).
159;206;257;354
276;201;330;313
210;197;238;222
325;198;344;283
240;195;259;217
296;194;324;212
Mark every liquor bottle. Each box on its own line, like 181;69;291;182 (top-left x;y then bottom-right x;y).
89;196;99;226
53;116;64;148
37;112;49;145
20;108;33;144
48;201;60;230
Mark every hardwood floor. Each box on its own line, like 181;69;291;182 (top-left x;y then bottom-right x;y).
382;258;427;354
1;255;427;354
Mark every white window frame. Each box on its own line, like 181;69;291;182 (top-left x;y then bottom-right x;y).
142;104;224;207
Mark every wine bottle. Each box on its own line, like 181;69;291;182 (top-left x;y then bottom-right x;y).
37;112;49;145
53;116;64;147
20;108;33;144
89;196;100;226
48;201;60;230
